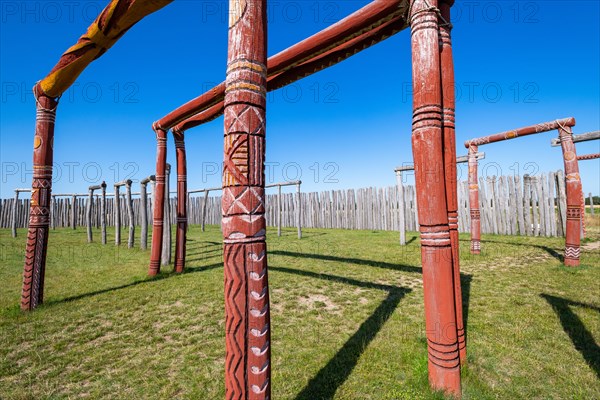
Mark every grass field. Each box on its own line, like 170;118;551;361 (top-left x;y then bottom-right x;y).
1;219;599;399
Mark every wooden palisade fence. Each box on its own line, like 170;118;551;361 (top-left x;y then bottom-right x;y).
2;171;585;239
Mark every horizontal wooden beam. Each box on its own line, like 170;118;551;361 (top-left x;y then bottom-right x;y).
157;0;407;130
465;118;575;148
172;15;406;134
577;153;600;161
550;130;599;147
186;180;302;195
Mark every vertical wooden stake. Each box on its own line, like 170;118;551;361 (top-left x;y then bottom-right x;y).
201;190;209;232
296;181;302;239
71;195;77;230
277;184;282;237
86;189;93;242
396;171;406;245
50;195;56;231
223;0;270;397
125;180;135;248
100;182;107;245
410;0;461;396
114;186;121;245
140;176;154;250
11;190;19;238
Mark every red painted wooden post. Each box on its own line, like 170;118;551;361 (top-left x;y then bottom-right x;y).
439;0;466;366
21;84;58;311
223;0;270;398
467;145;481;254
173;129;187;273
149;126;167;276
557;122;582;267
410;0;461;396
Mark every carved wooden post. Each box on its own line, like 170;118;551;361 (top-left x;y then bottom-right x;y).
557;122;582;266
201;190;210;232
162;163;172;266
149;127;167;276
173;130;187;273
140;176;155;250
223;0;270;397
100;182;107;244
11;190;19;238
410;0;461;396
21;84;58;311
467;145;480;254
114;184;122;245
440;0;465;366
296;181;302;239
395;171;406;245
124;180;135;248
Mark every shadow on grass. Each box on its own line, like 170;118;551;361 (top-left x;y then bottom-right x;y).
540;294;600;379
269;266;411;400
271;250;473;349
478;238;564;262
45;262;223;307
270;250;423;274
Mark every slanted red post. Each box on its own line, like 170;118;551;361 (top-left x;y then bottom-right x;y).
173;129;187;273
222;0;270;398
21;84;58;311
557;122;582;267
410;0;461;396
439;0;466;366
149;126;167;276
467;145;481;254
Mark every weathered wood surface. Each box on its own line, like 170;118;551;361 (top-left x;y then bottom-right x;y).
5;173;573;238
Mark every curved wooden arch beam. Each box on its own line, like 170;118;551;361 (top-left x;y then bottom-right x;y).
172;129;187;273
21;0;173;311
173;14;406;134
157;0;408;129
439;0;466;367
577;153;600;161
464;117;581;266
410;0;461;396
148;127;167;276
223;0;270;398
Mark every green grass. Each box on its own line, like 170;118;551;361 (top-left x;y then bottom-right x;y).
0;222;599;399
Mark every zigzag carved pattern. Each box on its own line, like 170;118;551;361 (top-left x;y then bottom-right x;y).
564;246;580;260
21;227;45;310
224;243;247;400
246;242;270;399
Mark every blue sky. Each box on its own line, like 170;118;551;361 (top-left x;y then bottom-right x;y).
1;0;599;199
